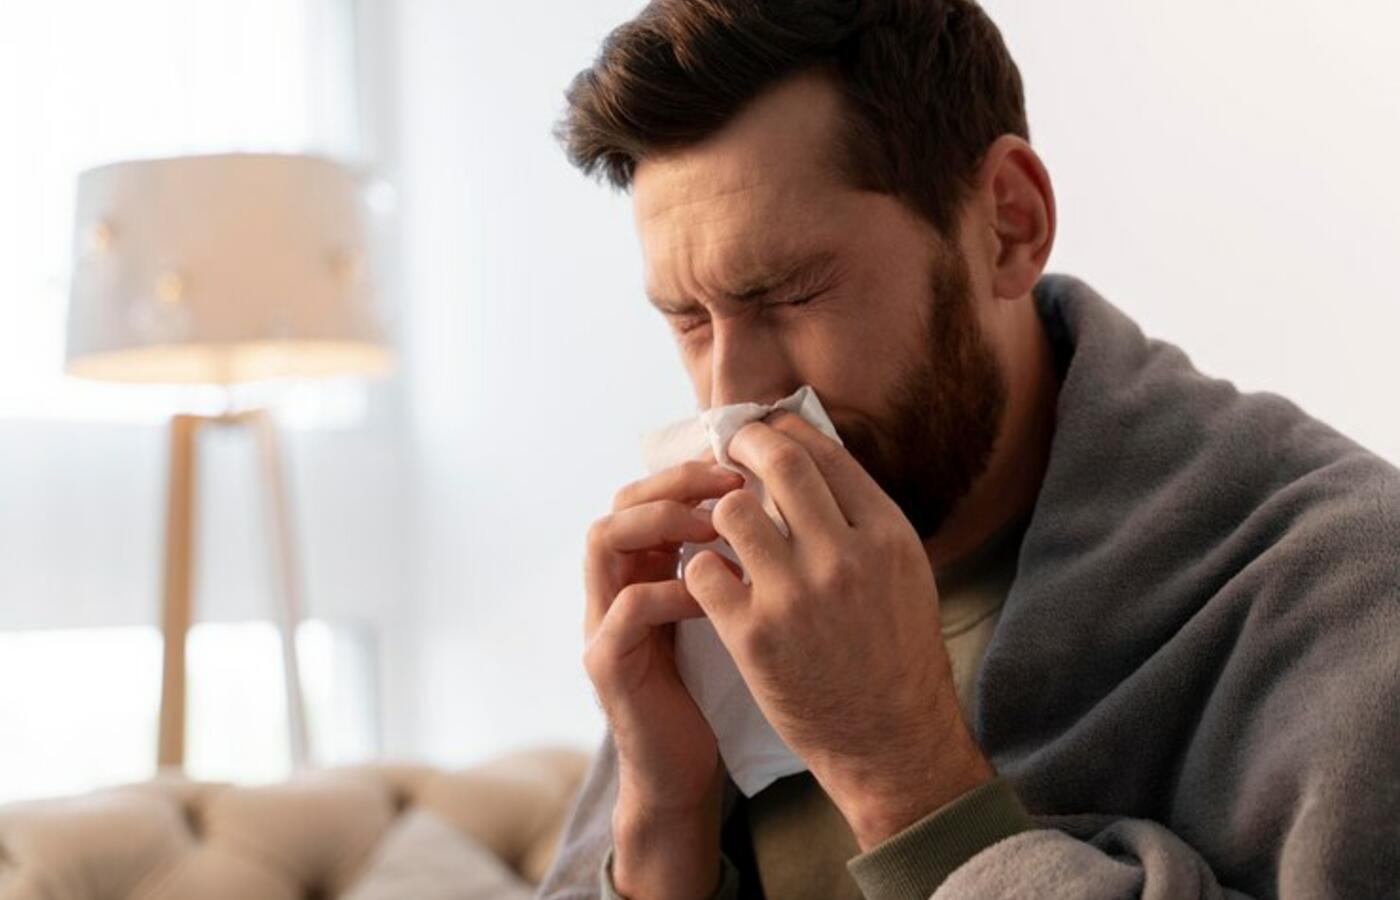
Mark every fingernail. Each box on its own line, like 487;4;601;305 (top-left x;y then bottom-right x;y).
692;505;714;523
711;465;740;481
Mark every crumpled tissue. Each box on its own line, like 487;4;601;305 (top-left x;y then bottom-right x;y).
640;385;843;796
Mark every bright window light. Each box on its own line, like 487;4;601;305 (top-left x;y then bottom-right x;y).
0;619;379;804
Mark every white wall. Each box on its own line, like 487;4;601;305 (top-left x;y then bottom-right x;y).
393;0;683;763
389;1;1400;764
983;0;1400;462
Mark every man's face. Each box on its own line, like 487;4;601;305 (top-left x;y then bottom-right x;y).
633;73;1007;539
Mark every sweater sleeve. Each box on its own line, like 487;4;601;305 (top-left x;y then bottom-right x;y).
846;779;1258;900
927;816;1255;900
599;849;740;900
846;777;1036;900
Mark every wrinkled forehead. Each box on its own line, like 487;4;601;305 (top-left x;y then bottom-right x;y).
635;166;848;284
631;73;858;287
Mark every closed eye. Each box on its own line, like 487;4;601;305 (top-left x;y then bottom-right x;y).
670;312;710;334
776;289;823;309
662;283;825;340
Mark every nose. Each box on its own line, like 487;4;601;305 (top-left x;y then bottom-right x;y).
708;317;795;408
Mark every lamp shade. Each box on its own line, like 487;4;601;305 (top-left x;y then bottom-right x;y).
66;153;393;384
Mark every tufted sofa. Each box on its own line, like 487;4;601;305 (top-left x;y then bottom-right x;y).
0;746;591;900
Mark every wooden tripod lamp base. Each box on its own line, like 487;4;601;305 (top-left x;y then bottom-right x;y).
156;409;311;772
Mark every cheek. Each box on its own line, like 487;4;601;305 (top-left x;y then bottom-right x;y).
784;307;911;415
787;331;854;393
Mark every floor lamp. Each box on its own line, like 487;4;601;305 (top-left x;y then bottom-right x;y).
63;153;393;772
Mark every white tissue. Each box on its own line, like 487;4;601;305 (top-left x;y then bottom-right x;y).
640;385;843;796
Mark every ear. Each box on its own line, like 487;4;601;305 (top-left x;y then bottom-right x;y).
973;135;1056;300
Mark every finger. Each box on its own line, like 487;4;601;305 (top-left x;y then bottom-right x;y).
764;410;894;527
585;501;720;635
586;550;683;637
596;500;720;554
586;581;706;685
683;550;750;628
727;420;849;534
612;459;742;512
710;488;790;579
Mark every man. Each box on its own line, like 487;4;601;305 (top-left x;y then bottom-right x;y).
537;1;1400;898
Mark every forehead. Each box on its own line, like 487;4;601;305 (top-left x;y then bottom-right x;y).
632;72;859;284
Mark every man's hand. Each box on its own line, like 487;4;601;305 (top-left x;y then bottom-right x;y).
583;459;742;899
682;412;995;851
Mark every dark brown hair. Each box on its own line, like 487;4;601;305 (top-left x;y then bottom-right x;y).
558;0;1029;238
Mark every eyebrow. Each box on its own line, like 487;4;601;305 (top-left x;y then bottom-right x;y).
648;249;840;315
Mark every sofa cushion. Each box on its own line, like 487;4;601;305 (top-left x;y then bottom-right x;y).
341;810;532;900
0;747;590;900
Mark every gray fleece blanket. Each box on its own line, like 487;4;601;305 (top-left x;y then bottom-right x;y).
537;273;1400;899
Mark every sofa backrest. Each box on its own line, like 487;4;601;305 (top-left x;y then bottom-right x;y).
0;746;591;899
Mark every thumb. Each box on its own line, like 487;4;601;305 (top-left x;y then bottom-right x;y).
683;549;750;632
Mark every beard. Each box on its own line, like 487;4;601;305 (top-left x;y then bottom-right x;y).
832;243;1008;540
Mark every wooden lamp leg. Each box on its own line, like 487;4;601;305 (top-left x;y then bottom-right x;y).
250;409;312;770
157;414;200;770
155;409;311;773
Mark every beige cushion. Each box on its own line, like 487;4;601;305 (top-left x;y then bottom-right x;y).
340;809;532;900
0;747;589;900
